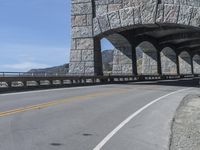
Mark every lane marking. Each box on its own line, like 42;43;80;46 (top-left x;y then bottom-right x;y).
0;88;129;117
93;88;192;150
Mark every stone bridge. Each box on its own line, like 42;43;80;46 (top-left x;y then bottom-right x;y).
69;0;200;76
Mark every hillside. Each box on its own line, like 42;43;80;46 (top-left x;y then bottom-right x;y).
28;50;114;73
28;64;69;74
28;49;142;73
102;50;114;71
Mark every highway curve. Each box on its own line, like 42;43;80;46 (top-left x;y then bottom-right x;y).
0;78;199;150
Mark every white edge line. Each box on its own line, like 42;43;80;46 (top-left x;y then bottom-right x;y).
93;88;192;150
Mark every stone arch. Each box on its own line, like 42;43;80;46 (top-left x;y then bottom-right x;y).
179;51;192;74
160;47;177;75
70;0;200;75
105;33;133;75
136;41;158;75
93;2;200;37
193;54;200;74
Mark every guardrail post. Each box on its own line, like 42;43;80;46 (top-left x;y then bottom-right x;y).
109;77;114;83
36;81;40;87
60;80;63;86
83;79;86;84
23;81;27;87
50;80;54;86
74;80;77;84
7;82;12;88
70;80;74;84
76;79;81;84
92;78;95;84
162;75;166;80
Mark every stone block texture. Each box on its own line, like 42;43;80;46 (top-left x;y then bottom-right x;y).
112;48;133;75
161;47;177;75
136;41;158;75
70;0;95;75
179;51;192;74
106;34;133;75
93;0;200;36
142;52;158;75
193;54;200;74
70;0;200;75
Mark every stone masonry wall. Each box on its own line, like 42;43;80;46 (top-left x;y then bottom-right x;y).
106;34;133;75
112;48;133;75
137;41;158;75
70;0;200;75
70;0;97;75
179;51;192;74
142;52;158;75
161;47;177;75
193;54;200;74
93;0;200;37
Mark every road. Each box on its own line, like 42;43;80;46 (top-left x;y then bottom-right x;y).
0;79;199;150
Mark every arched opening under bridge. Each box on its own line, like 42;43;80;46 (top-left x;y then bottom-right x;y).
161;47;177;75
136;41;158;75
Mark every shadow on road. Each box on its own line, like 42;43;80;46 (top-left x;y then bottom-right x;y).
125;78;200;88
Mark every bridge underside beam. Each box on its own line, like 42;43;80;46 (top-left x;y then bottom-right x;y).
160;38;200;45
177;45;200;52
121;27;200;54
137;28;197;38
121;27;200;40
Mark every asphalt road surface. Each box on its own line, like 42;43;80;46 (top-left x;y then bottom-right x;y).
0;78;199;150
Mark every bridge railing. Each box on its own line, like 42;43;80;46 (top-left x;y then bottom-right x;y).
0;72;199;91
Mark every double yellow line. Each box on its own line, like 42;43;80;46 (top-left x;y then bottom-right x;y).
0;88;129;117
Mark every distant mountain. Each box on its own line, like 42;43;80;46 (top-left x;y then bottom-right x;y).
28;49;142;74
28;50;114;73
102;50;114;63
28;64;69;74
102;50;114;72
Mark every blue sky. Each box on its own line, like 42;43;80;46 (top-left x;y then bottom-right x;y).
0;0;114;72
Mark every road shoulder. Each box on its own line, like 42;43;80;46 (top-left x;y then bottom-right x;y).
170;94;200;150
